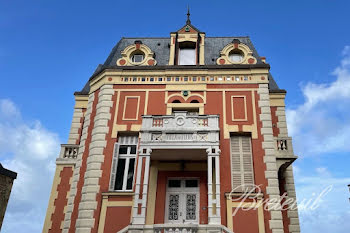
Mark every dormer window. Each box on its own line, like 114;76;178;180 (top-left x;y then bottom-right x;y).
229;49;244;63
131;51;145;63
117;43;156;66
178;42;196;65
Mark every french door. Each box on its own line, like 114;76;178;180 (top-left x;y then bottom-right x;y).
165;178;199;224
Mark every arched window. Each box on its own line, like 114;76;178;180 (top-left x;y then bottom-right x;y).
130;50;145;63
178;41;196;65
172;100;181;103
190;100;199;103
228;49;244;63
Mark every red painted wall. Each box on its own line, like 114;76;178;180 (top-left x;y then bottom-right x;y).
232;208;259;233
49;167;73;233
60;83;280;232
104;206;132;233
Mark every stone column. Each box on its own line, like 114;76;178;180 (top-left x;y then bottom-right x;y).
258;84;284;233
132;147;151;225
207;146;221;224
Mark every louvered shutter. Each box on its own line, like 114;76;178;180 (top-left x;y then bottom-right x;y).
241;137;254;190
231;137;242;191
230;136;254;192
109;143;120;190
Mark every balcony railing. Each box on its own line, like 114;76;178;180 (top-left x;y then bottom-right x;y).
58;144;79;162
140;112;220;145
117;224;234;233
274;137;294;157
154;224;198;233
142;111;219;132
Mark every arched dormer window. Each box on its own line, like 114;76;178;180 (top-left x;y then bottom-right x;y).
131;50;145;63
117;41;157;66
178;41;196;65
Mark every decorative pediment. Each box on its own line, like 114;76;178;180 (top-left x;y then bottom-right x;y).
216;40;257;65
117;41;157;66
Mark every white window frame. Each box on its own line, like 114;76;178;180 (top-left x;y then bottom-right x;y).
109;136;138;191
179;48;196;65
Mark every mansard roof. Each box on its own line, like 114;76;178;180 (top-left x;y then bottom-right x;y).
75;37;285;95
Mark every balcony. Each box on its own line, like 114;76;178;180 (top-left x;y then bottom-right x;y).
274;137;297;170
274;137;295;158
140;112;220;148
118;224;234;233
56;144;79;164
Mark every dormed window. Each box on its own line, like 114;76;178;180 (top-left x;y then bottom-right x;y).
228;49;244;63
230;135;255;192
131;50;145;63
178;41;196;65
109;135;138;191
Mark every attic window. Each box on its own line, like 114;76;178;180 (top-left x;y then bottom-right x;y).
131;50;145;63
229;49;244;63
178;41;196;65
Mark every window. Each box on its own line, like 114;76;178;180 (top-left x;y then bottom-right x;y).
172;108;199;115
230;136;254;192
229;49;244;63
178;42;196;65
109;135;138;191
131;50;145;63
172;100;181;103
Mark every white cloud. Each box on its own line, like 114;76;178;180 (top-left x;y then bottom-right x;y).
0;99;60;232
287;46;350;233
286;46;350;156
294;166;350;233
0;99;20;119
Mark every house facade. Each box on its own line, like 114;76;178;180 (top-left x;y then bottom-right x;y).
43;14;301;233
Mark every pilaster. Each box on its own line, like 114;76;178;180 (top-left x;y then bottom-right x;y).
75;84;114;232
258;84;284;233
68;108;84;145
62;92;95;233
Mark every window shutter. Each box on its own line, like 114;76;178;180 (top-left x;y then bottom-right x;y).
230;137;242;191
230;136;254;192
109;143;120;190
241;137;254;190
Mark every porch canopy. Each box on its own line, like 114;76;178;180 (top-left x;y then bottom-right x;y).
132;112;222;225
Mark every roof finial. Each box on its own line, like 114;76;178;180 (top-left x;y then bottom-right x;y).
186;5;191;24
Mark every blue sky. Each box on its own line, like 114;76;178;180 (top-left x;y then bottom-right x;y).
0;0;349;232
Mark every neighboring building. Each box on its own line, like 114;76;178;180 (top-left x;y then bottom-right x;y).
43;12;301;233
0;163;17;231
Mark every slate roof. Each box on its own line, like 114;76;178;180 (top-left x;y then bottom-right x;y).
76;36;285;95
0;163;17;180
